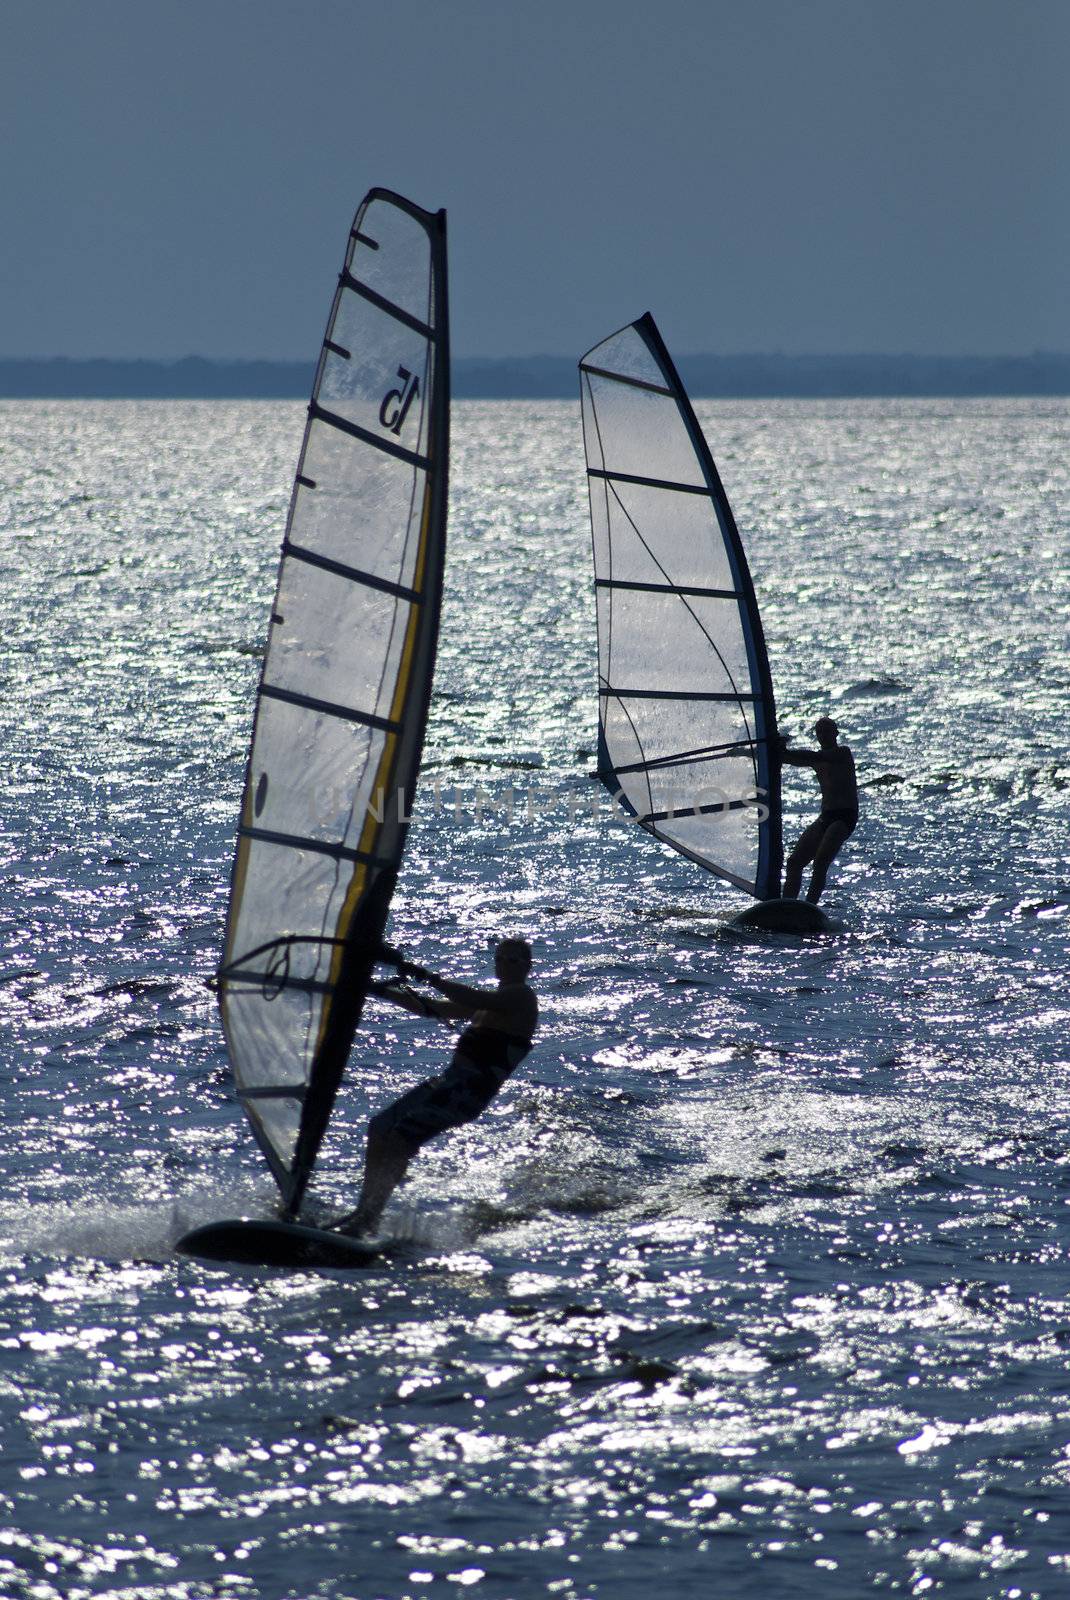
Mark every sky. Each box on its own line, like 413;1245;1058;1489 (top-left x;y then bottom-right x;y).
3;0;1067;361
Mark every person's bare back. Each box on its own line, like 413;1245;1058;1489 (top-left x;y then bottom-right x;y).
795;741;857;810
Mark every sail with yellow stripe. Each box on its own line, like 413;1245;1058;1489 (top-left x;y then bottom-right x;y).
216;190;449;1218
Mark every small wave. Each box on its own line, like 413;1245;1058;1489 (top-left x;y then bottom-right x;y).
439;752;546;771
1017;897;1070;919
842;676;911;698
639;903;722;922
0;966;42;986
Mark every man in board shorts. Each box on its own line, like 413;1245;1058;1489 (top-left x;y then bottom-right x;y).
335;938;538;1238
780;718;858;904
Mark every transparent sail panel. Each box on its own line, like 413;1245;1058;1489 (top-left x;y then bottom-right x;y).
590;482;737;590
580;326;666;388
350;197;437;325
583;374;706;488
218;191;447;1193
295;427;426;584
581;316;779;897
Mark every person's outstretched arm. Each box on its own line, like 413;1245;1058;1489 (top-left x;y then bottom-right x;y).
401;966;508;1013
401;965;534;1025
367;979;462;1021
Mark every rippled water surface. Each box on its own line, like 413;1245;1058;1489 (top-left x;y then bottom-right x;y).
1;398;1069;1598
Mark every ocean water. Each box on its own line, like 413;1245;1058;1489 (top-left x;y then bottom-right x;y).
1;395;1068;1600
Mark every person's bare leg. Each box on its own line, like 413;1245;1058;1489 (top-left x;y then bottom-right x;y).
335;1127;412;1236
782;818;824;898
805;822;850;903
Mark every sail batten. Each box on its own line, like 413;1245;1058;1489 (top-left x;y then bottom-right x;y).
236;824;391;865
613;739;763;777
307;400;432;469
338;272;436;338
596;579;742;598
579;363;673;397
238;1086;308;1101
588;468;711;495
227;975;337;997
581;313;781;900
604;687;761;702
281;542;423;601
641;798;754;823
218;189;449;1216
258;682;404;733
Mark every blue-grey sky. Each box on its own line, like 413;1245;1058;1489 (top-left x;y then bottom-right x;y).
4;0;1067;360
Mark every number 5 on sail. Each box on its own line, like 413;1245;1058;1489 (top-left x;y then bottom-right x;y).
178;189;450;1266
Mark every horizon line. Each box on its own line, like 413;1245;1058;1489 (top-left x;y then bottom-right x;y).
2;351;1069;401
3;349;1068;365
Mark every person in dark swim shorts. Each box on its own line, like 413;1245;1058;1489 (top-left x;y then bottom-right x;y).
780;718;859;904
334;938;538;1237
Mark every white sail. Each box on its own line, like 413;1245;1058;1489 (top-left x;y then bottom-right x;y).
217;190;449;1214
580;314;780;898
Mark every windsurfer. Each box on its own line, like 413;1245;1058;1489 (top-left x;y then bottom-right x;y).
334;938;538;1237
779;718;858;903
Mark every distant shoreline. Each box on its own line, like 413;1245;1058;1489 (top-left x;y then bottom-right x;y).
1;353;1069;399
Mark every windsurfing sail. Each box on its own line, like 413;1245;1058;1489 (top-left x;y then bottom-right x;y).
579;313;781;899
215;189;449;1219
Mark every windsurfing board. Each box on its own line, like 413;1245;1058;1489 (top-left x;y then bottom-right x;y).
175;1218;384;1269
728;897;834;934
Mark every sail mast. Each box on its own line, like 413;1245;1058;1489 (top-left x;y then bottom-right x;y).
580;312;781;899
217;190;449;1218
